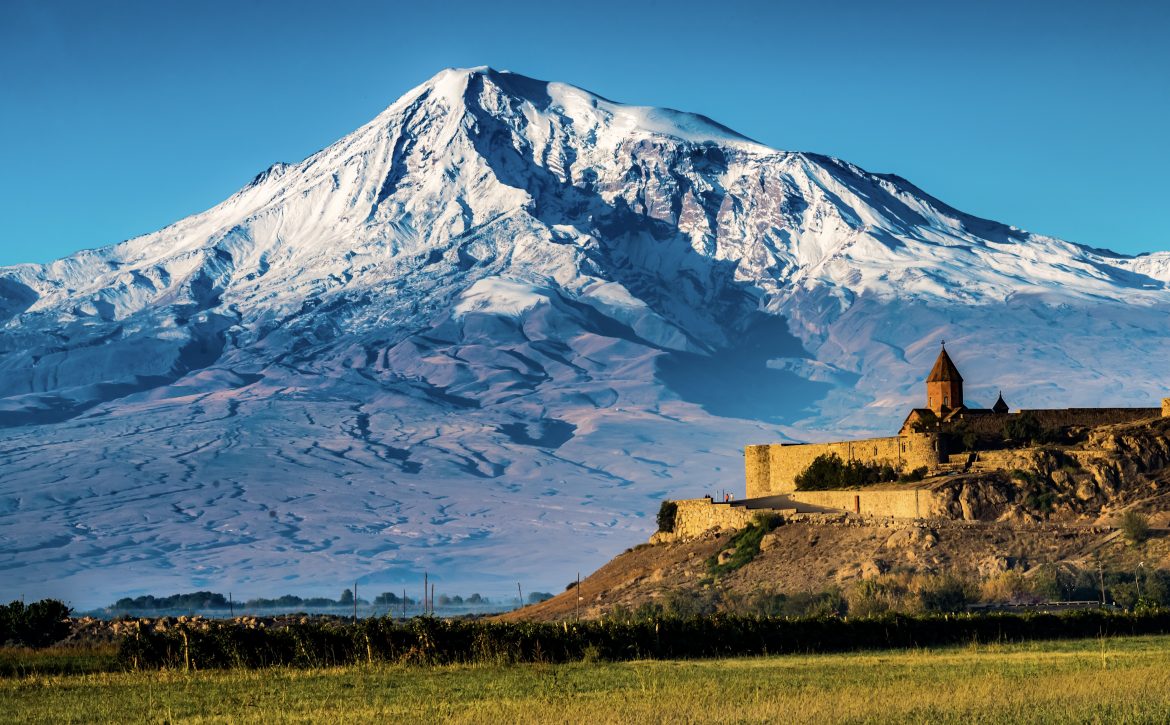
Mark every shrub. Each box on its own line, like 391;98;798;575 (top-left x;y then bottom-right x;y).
846;579;897;617
917;575;972;612
656;500;678;533
795;453;900;491
1002;413;1043;443
898;466;928;483
527;592;553;604
1120;511;1151;544
707;516;780;577
0;599;72;647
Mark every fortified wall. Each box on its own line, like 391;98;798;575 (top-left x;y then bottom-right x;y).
660;347;1170;542
659;487;951;542
745;433;942;498
789;487;947;519
661;498;764;540
950;408;1161;436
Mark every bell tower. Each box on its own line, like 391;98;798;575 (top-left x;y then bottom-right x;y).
926;343;964;415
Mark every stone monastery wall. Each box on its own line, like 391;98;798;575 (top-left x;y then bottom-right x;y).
668;498;760;539
789;489;947;519
1024;408;1162;428
745;434;942;498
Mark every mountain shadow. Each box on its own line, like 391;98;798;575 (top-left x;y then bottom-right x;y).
655;315;831;424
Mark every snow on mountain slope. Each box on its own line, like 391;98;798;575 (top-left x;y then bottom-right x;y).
1;67;1168;606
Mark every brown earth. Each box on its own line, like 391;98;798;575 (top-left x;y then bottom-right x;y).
503;519;1170;622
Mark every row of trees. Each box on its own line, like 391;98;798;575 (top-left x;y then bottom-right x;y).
115;609;1170;670
109;589;505;612
794;453;926;490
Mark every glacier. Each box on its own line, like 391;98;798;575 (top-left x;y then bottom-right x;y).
1;67;1168;607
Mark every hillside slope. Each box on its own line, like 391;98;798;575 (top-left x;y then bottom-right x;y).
506;417;1170;621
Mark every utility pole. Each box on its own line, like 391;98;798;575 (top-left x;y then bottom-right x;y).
424;571;428;616
518;582;523;607
353;581;358;624
431;584;435;616
403;588;407;620
1098;561;1107;606
229;592;233;618
576;572;581;621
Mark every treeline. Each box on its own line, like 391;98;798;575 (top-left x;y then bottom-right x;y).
112;592;232;611
117;609;1170;670
108;589;509;611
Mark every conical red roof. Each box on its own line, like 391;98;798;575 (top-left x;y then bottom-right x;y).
992;391;1009;414
926;346;963;382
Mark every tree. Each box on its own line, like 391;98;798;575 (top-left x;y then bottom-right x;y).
1120;510;1151;544
1002;413;1042;444
338;588;355;605
657;500;678;533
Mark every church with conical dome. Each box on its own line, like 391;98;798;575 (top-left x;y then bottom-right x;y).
653;341;1169;537
743;341;1164;502
899;344;1012;434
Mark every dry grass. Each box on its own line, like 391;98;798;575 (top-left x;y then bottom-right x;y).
3;635;1170;723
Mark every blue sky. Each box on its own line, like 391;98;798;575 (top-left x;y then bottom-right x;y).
1;0;1166;266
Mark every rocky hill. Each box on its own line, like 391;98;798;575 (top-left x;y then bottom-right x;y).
506;417;1170;621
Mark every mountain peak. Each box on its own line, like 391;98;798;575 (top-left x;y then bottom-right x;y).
3;69;1170;606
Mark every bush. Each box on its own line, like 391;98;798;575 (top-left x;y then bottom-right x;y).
1120;511;1151;544
795;453;899;491
706;515;780;577
1002;413;1043;443
527;592;553;604
898;466;928;483
917;575;972;612
656;500;678;533
0;599;72;647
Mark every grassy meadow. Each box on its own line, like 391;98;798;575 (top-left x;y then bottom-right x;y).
5;635;1170;723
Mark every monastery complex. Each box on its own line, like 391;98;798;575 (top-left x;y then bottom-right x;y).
657;345;1170;540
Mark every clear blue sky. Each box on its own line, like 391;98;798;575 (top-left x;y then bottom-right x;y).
1;0;1166;266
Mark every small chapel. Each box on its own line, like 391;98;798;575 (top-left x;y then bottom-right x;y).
899;343;1010;434
743;341;1165;500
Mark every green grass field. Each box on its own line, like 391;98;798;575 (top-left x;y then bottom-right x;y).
4;635;1170;723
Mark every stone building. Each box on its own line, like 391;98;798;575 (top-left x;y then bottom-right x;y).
656;345;1169;538
744;343;1162;499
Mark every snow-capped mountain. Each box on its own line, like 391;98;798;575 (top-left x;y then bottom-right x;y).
2;67;1168;606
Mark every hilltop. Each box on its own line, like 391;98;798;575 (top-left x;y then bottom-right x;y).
505;415;1170;621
